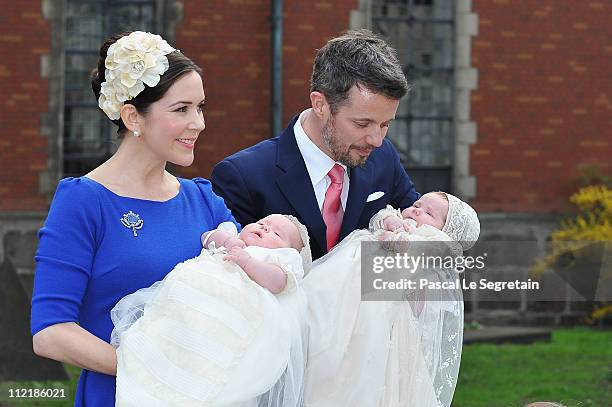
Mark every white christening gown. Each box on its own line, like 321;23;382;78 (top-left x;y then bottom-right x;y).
302;218;464;407
111;244;307;407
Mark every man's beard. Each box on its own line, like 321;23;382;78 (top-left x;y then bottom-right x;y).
321;117;369;168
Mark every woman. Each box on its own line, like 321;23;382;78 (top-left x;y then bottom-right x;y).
30;31;238;406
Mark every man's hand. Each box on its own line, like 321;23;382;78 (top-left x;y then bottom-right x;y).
224;246;251;269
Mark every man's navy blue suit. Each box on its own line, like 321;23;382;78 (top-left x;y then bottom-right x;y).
211;116;420;260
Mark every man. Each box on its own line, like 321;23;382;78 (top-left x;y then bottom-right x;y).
211;29;420;260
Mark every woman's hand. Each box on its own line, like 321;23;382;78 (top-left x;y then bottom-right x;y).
32;322;117;376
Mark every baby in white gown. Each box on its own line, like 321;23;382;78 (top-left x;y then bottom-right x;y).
111;215;311;407
303;192;480;407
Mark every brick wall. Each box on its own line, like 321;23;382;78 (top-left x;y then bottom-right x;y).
281;1;358;124
0;2;50;211
174;0;357;179
470;0;612;213
0;0;356;208
2;0;608;215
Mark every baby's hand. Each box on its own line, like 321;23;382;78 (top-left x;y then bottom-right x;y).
383;216;404;232
223;237;247;251
402;219;416;233
378;230;410;253
224;246;251;269
379;230;397;242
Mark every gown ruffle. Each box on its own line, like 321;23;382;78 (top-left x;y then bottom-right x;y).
111;246;307;407
303;229;463;407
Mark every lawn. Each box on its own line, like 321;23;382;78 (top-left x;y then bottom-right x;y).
453;328;612;407
1;328;610;406
0;365;78;406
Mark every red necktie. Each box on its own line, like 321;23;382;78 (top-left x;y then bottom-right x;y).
323;163;344;251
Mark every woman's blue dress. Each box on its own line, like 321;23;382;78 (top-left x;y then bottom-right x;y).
31;176;238;406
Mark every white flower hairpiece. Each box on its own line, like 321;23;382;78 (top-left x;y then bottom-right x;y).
98;31;175;120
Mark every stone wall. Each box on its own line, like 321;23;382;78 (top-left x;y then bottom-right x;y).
0;213;44;296
465;214;602;326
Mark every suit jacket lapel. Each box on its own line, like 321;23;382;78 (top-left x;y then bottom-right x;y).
340;161;374;240
275;117;327;253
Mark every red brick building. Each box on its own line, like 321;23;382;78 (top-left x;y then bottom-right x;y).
0;0;610;282
470;0;611;213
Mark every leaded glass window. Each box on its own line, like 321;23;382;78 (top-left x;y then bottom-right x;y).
63;0;158;177
372;0;454;191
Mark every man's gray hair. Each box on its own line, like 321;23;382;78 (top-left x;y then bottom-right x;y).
310;29;410;114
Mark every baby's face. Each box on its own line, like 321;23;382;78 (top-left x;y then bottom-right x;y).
239;214;302;250
401;193;448;230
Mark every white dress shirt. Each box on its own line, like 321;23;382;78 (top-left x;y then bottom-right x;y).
294;109;350;212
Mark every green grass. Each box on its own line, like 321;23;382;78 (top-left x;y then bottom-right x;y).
453;328;612;407
1;328;610;406
0;365;79;406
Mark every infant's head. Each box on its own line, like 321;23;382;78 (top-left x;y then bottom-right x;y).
401;192;449;230
240;214;303;250
240;214;312;270
402;192;480;251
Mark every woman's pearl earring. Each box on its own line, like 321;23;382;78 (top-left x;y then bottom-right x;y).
133;130;140;138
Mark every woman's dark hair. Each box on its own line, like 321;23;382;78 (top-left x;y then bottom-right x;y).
91;32;203;135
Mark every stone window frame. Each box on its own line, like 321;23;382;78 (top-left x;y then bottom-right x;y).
351;0;478;199
40;0;183;194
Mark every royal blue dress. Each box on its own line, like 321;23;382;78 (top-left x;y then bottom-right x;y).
31;176;239;407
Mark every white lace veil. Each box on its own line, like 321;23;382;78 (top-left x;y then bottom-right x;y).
403;266;464;407
304;228;465;407
283;214;312;273
442;192;480;251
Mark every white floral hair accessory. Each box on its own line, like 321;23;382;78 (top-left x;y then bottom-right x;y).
442;193;480;251
98;31;175;120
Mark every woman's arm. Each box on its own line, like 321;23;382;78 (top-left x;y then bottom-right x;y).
33;322;117;376
31;180;115;374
